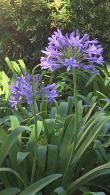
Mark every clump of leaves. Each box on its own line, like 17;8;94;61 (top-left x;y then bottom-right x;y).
0;97;110;194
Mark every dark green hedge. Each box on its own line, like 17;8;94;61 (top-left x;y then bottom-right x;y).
0;0;110;70
49;0;110;58
70;0;110;59
0;0;50;69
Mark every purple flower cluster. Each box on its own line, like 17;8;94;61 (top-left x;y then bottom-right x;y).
42;84;58;102
9;74;58;108
41;29;104;72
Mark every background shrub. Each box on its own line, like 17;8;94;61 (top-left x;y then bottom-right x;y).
0;0;50;70
50;0;110;58
70;0;110;59
0;0;110;71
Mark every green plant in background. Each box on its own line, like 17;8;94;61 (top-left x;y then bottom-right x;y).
0;57;27;107
49;0;110;58
100;63;110;87
70;0;110;59
48;0;71;29
0;71;10;101
0;0;110;72
0;0;50;69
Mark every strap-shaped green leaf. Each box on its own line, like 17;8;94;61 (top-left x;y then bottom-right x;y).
68;162;110;194
0;128;25;166
0;168;24;186
0;187;20;195
54;186;67;195
20;174;62;195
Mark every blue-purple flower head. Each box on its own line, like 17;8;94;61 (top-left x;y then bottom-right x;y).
9;74;33;108
42;83;58;103
9;74;58;108
40;29;104;72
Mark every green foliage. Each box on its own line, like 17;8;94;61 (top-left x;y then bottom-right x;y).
20;174;62;195
49;0;110;58
0;0;50;69
0;57;27;116
0;97;110;194
48;0;71;29
5;57;27;75
0;1;110;192
0;71;10;100
0;63;110;194
82;193;105;195
70;0;110;58
0;0;110;71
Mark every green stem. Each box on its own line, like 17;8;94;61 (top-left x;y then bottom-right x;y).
32;79;39;142
41;97;47;119
31;144;37;184
73;68;78;150
62;68;78;185
49;72;53;84
33;98;38;142
31;64;41;76
31;83;39;183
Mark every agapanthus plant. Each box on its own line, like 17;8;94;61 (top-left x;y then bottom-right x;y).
41;29;104;72
40;29;104;151
9;74;58;108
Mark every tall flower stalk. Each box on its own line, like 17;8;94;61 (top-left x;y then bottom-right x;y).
32;80;38;143
40;28;104;147
73;68;78;149
9;73;58;184
62;68;78;185
40;29;104;184
40;28;104;150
